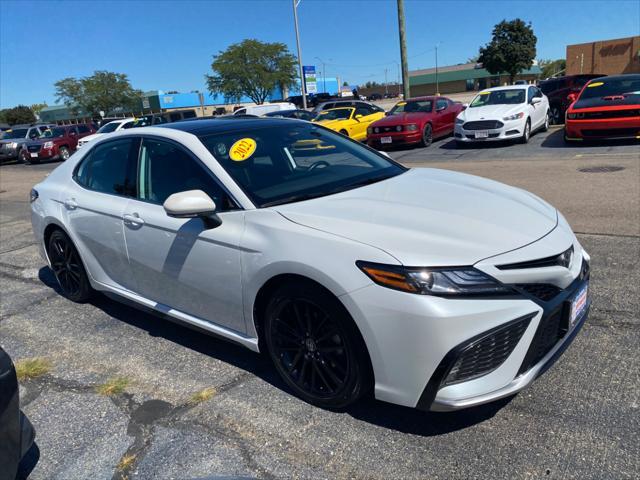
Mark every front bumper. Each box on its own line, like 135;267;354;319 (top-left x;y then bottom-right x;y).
0;147;19;160
367;131;422;148
454;119;524;142
340;234;590;411
564;117;640;140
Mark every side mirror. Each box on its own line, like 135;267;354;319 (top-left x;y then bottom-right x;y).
531;97;542;105
436;106;446;112
355;114;363;120
163;190;221;228
462;103;469;110
567;93;578;104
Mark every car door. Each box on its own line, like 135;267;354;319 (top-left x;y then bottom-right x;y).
434;98;451;136
527;87;544;129
122;136;246;332
63;137;139;291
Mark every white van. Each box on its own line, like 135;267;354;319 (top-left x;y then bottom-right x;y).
233;102;297;116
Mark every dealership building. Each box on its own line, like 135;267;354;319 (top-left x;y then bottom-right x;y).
407;62;542;96
566;36;640;75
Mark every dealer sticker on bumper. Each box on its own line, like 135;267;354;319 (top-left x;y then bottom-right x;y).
570;282;588;327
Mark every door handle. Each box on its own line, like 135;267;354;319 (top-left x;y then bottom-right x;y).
63;198;78;210
123;213;145;226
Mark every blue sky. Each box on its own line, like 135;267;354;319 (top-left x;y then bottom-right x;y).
1;0;638;108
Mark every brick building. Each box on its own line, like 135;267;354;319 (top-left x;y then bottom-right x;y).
566;36;640;75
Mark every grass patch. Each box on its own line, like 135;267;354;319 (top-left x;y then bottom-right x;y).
188;387;217;405
15;358;51;381
116;453;136;472
96;376;130;396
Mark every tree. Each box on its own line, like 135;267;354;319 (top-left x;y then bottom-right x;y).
478;19;537;84
206;39;297;105
539;59;566;79
54;71;143;116
342;81;349;86
1;105;36;125
467;55;480;63
30;103;48;118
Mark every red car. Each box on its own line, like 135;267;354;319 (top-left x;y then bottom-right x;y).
366;96;465;148
564;74;640;142
23;124;96;164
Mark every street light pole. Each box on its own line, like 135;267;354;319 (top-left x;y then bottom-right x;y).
397;0;410;99
315;56;328;94
292;0;307;109
435;44;439;96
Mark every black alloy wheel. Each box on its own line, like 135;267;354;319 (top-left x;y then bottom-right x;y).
264;283;370;409
551;106;562;125
47;230;92;302
421;123;433;147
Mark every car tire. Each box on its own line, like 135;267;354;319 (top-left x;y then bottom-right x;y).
18;149;31;164
264;281;371;409
420;123;433;147
551;106;562;125
542;111;550;132
520;119;531;144
59;146;70;161
47;230;93;303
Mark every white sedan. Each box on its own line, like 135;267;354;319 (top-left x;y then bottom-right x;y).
30;118;590;411
77;117;136;148
455;85;550;145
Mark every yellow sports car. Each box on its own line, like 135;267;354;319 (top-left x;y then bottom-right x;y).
313;106;385;141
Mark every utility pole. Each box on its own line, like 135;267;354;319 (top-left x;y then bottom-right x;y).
292;0;307;109
315;57;330;94
384;68;389;95
435;44;439;96
397;0;410;99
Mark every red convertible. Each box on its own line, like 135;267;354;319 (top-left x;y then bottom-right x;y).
366;96;464;148
565;74;640;141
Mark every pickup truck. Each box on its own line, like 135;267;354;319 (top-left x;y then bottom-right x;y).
23;124;95;164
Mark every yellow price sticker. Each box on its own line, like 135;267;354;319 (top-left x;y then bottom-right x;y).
397;101;407;106
479;91;490;95
587;82;604;88
229;138;257;162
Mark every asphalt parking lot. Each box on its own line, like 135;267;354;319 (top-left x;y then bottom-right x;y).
1;126;639;479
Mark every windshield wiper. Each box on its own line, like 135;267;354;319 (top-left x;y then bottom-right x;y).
262;192;331;207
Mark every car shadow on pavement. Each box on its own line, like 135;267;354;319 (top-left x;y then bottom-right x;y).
39;266;511;436
438;138;519;150
540;128;640;148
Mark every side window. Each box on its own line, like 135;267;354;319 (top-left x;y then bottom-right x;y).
74;138;137;196
528;86;536;102
78;125;90;134
436;99;448;110
121;121;135;129
534;87;543;98
137;138;236;211
354;107;369;117
28;128;40;139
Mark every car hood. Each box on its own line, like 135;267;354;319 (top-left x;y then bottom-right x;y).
461;104;525;121
372;112;430;126
572;95;640;110
274;168;557;266
79;133;103;143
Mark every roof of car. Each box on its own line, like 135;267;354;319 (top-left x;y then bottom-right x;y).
478;85;529;92
161;117;294;135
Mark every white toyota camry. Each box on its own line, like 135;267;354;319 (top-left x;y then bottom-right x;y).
30;118;590;411
455;85;550;145
77;117;136;148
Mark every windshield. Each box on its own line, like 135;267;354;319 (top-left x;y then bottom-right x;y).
97;121;120;133
40;127;66;138
314;108;353;121
579;77;640;99
470;89;526;107
389;100;433;114
198;122;405;207
2;128;29;139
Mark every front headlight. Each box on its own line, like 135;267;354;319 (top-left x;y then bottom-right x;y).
405;124;418;131
43;141;54;149
357;261;513;296
567;112;584;120
503;112;524;121
455;118;464;125
9;142;18;148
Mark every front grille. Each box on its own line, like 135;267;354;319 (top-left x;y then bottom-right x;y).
27;145;41;153
442;315;532;386
580;109;640;120
518;307;567;374
375;126;400;133
463;120;503;130
582;128;639;137
498;246;573;270
517;284;562;302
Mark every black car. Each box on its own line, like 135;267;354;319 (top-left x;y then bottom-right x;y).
0;347;37;480
538;74;605;124
264;109;315;121
367;93;383;101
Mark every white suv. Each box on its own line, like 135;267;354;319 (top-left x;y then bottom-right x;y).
77;117;135;148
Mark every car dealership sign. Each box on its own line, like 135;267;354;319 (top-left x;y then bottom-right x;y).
303;65;317;94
